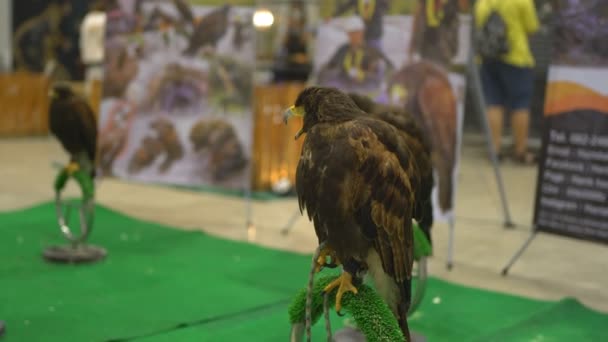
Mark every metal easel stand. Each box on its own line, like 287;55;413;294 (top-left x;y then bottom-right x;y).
281;208;302;236
446;215;456;270
501;228;539;276
447;13;515;270
467;15;515;230
244;162;256;242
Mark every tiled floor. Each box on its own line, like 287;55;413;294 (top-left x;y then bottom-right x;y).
1;135;607;312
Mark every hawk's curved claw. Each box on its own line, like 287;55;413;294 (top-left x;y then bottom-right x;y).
323;272;358;313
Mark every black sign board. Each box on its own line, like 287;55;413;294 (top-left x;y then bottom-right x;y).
534;109;608;244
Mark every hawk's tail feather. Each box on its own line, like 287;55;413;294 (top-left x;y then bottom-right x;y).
417;198;434;246
396;275;413;342
365;250;410;341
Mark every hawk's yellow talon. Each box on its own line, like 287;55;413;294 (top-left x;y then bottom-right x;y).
65;162;80;175
323;272;358;313
315;245;340;273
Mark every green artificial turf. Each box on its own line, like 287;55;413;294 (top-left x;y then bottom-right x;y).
0;203;606;341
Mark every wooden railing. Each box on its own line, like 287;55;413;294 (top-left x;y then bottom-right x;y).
0;72;51;136
252;83;306;191
0;74;103;136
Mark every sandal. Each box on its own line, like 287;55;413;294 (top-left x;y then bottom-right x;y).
513;151;538;165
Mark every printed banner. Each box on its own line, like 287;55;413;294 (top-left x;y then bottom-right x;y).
99;0;255;190
533;0;608;243
12;0;93;80
312;0;471;221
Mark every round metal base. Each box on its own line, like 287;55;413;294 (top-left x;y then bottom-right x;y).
333;327;426;341
411;331;428;342
291;325;426;342
43;245;107;264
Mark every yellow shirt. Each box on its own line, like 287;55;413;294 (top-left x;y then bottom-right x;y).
474;0;539;67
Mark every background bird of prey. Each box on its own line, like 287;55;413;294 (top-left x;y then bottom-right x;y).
388;60;458;214
172;0;195;25
127;117;184;174
189;119;248;182
284;86;434;341
182;4;232;56
48;83;98;179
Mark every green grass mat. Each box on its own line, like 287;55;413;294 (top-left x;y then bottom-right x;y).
0;203;606;341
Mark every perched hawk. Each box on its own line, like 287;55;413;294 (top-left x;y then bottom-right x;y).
284;87;433;340
49;83;98;178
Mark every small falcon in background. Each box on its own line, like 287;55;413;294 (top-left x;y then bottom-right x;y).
48;83;98;178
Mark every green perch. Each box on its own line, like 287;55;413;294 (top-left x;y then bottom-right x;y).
53;168;95;200
289;274;406;342
288;223;432;341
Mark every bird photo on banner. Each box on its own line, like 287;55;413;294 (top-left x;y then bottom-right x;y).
98;0;255;190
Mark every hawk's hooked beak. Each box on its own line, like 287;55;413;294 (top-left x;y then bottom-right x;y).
283;105;305;140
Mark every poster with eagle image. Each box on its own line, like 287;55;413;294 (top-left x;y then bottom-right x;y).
98;0;255;190
311;0;471;221
12;0;94;80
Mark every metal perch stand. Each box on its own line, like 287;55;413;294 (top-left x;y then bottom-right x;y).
43;169;107;263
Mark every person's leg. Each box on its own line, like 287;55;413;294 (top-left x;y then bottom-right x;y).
488;105;505;155
505;64;535;162
511;109;530;157
480;60;507;157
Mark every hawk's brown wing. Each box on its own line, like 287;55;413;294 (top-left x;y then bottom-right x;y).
353;118;416;282
296;118;415;281
70;97;98;163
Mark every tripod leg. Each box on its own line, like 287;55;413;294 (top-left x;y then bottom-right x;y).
446;216;455;270
467;14;514;229
281;208;302;236
244;165;255;240
502;230;538;276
